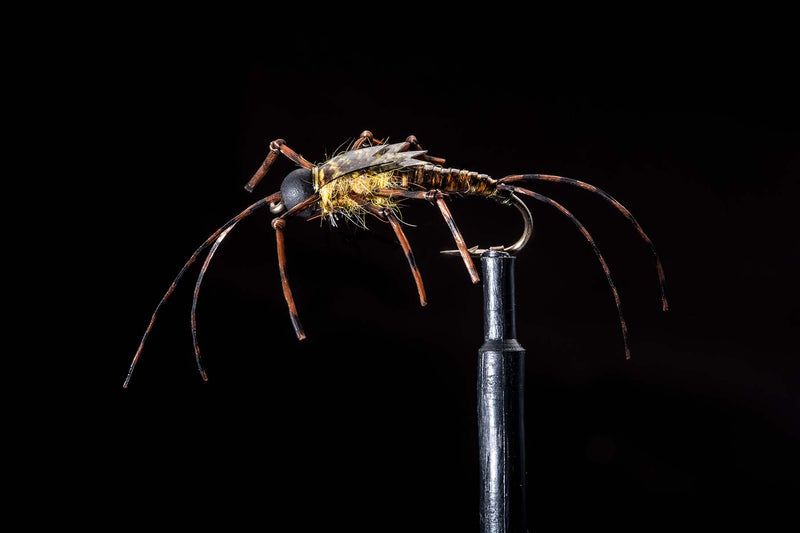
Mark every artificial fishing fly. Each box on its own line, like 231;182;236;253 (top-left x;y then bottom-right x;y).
123;130;667;387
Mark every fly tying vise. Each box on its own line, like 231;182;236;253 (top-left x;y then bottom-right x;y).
123;130;668;387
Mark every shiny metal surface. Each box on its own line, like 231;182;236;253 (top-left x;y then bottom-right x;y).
478;251;527;533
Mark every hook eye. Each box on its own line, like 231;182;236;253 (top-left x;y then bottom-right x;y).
269;200;286;214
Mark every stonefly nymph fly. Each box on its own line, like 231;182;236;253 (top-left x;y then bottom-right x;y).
123;130;667;387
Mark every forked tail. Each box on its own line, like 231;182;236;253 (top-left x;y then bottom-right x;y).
500;174;668;311
497;174;670;359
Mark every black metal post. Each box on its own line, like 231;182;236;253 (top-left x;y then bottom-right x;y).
478;250;527;533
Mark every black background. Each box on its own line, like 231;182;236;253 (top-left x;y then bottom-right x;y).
53;12;799;532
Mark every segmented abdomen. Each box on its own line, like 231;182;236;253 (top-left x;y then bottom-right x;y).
404;164;499;197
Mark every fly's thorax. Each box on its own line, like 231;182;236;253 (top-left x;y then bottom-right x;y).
316;169;404;219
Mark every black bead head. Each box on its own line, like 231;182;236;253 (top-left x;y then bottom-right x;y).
280;168;316;218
